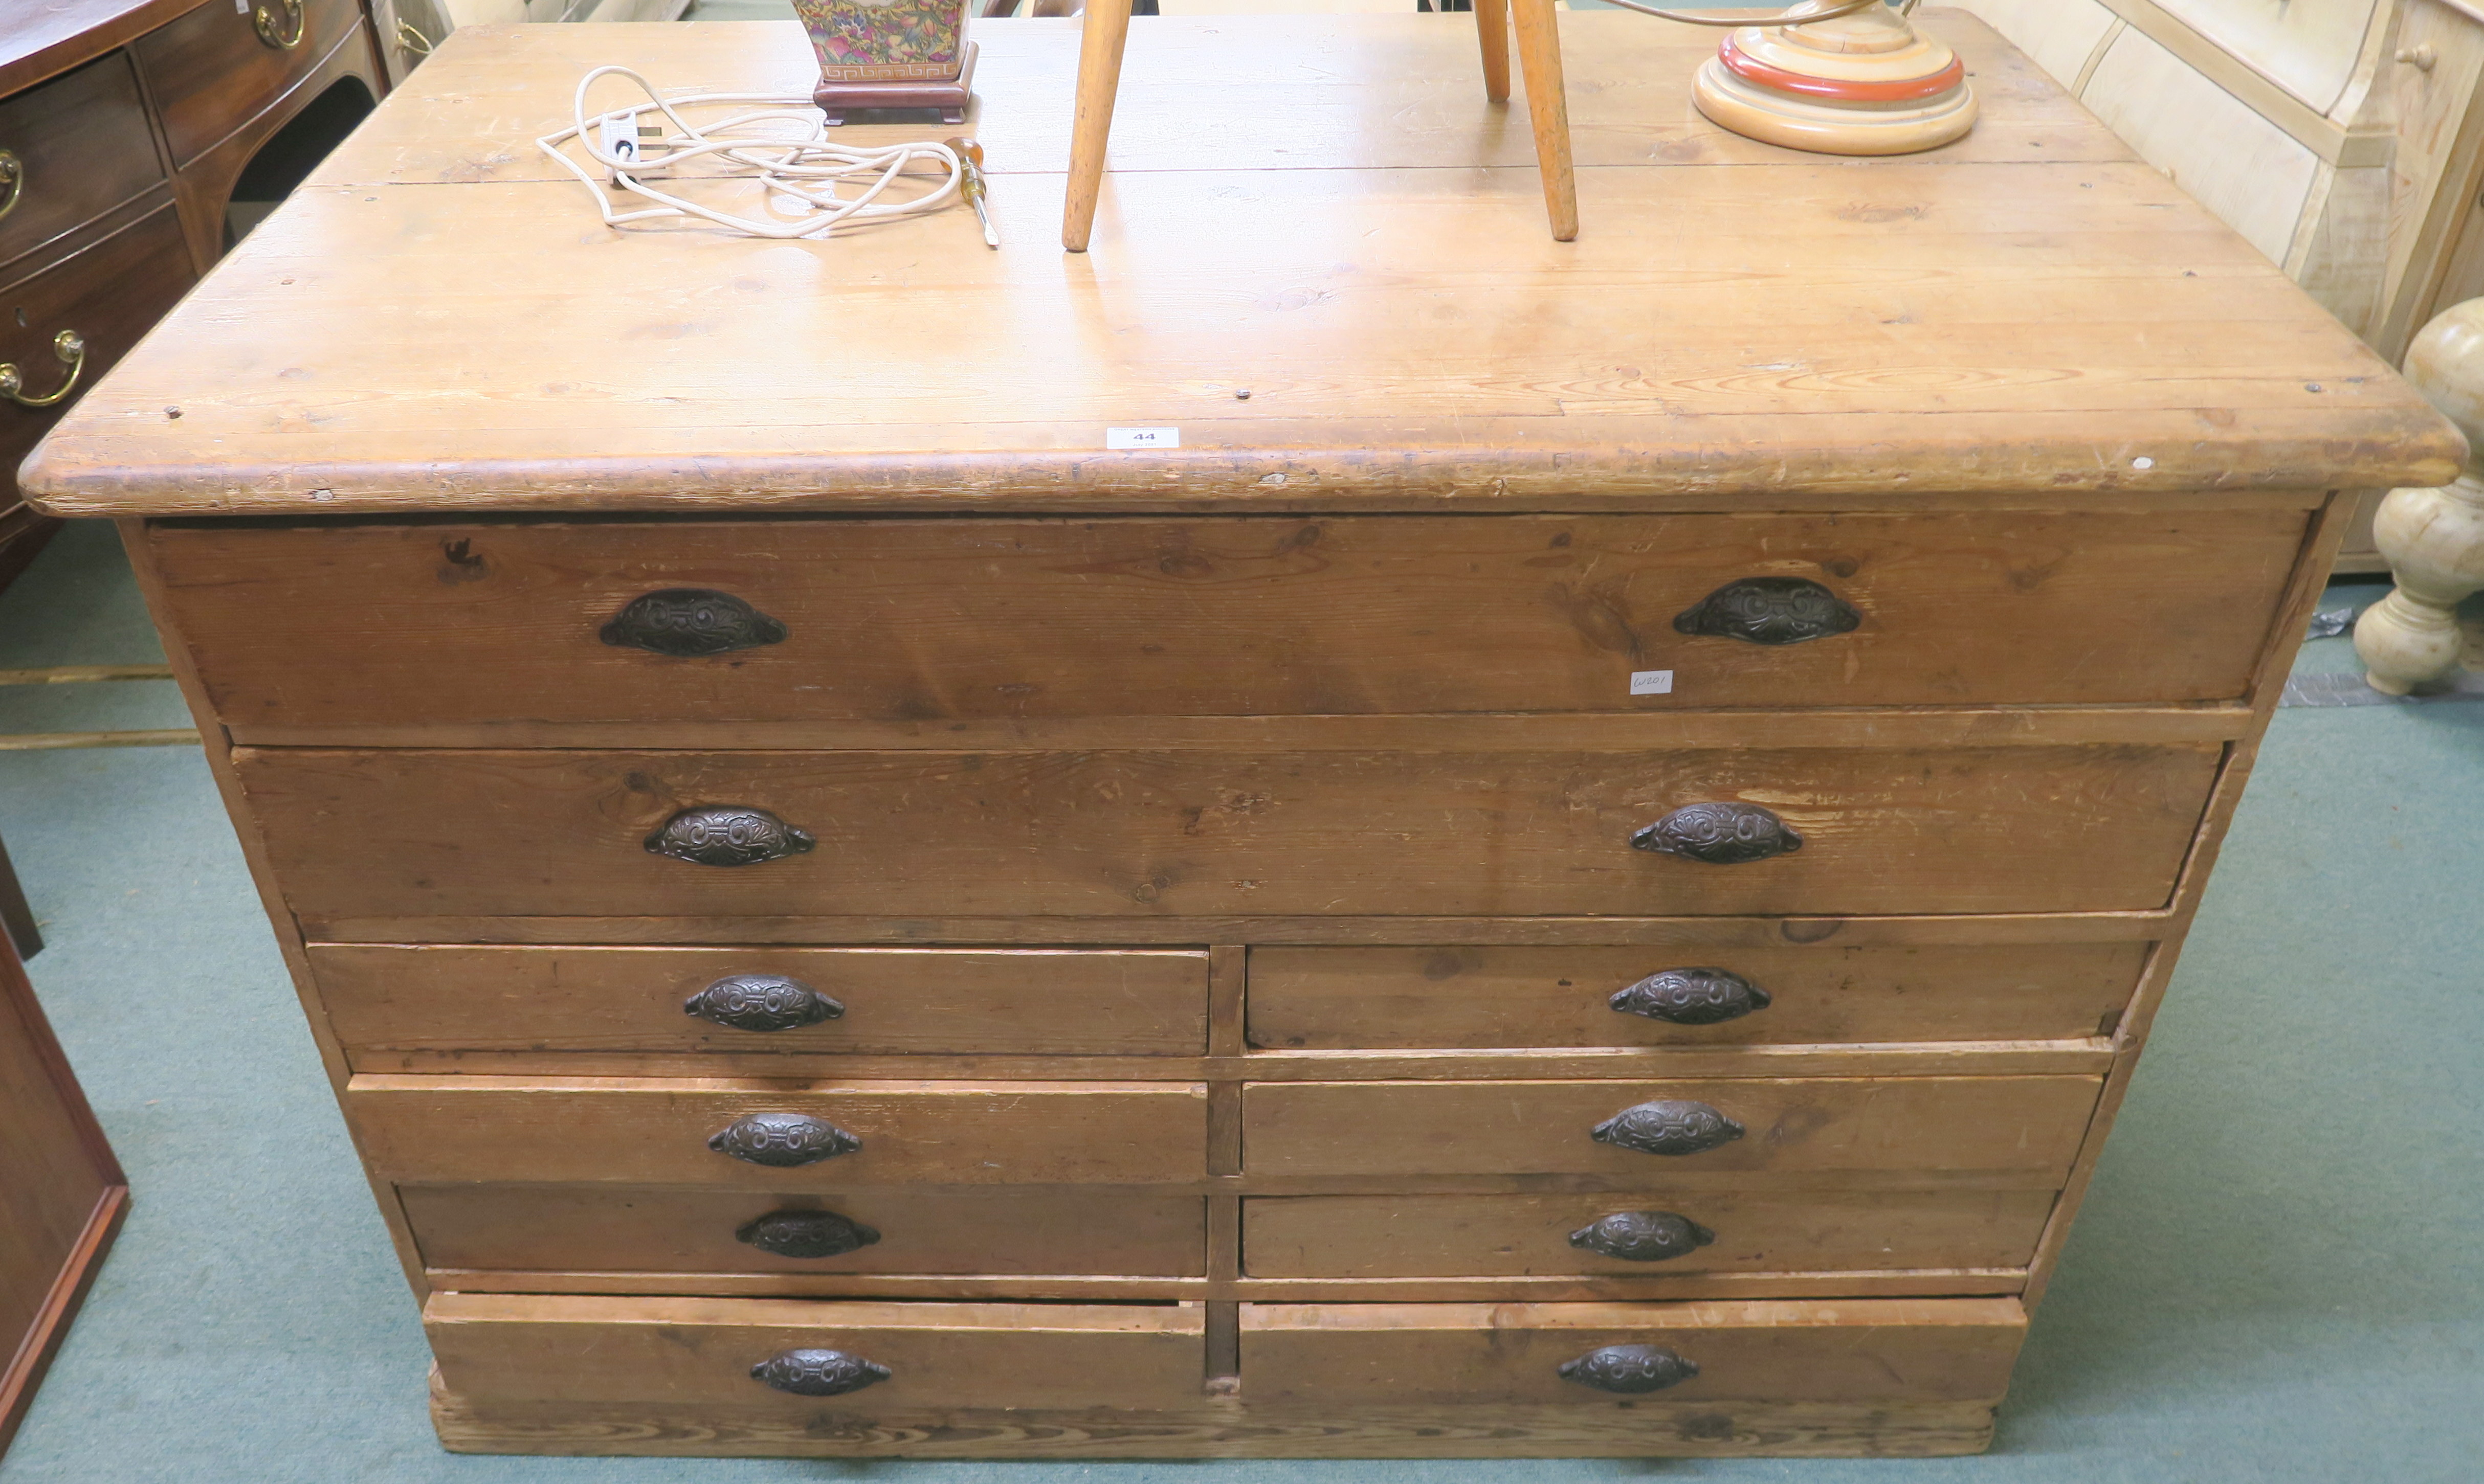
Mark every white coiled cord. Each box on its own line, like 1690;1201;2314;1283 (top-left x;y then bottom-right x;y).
538;65;963;240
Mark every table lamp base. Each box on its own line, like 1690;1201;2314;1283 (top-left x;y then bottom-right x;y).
1692;6;1975;156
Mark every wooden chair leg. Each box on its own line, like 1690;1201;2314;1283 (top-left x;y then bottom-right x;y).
0;834;39;961
1475;0;1510;104
1507;0;1576;241
1062;0;1136;253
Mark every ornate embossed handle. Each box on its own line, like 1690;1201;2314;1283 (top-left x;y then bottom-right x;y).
0;150;23;226
646;806;815;867
1569;1210;1717;1263
686;974;845;1032
1558;1343;1699;1393
1610;968;1771;1025
751;1347;891;1396
1;330;85;410
1674;576;1860;646
1630;802;1802;865
1591;1099;1744;1156
738;1208;881;1258
708;1112;861;1167
601;589;788;657
253;0;305;49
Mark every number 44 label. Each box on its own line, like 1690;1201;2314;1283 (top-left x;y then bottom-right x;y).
1106;427;1180;450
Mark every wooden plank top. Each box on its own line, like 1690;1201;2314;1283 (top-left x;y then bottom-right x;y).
19;12;2463;518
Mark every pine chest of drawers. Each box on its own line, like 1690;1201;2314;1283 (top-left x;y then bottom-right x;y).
21;11;2461;1461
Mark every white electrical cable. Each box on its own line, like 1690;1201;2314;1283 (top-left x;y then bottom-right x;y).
538;65;963;241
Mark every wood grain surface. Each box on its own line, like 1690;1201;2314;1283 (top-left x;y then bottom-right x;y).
348;1075;1209;1185
426;1294;1209;1408
1247;942;2147;1049
1240;1298;2025;1404
310;945;1209;1058
233;744;2221;919
1240;1189;2054;1278
401;1183;1207;1277
22;14;2459;516
147;510;2308;732
1240;1076;2100;1181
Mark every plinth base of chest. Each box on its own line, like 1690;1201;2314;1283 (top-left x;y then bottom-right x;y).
430;1377;1998;1458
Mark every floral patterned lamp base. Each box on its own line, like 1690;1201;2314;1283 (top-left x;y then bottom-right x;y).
791;0;977;125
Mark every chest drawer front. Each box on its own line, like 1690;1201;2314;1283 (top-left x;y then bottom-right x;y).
1239;1300;2024;1405
4;205;194;495
152;509;2304;739
134;0;361;166
349;1076;1208;1185
1242;1077;2099;1182
1248;943;2145;1050
241;744;2217;922
312;945;1209;1059
405;1184;1207;1278
1242;1191;2054;1279
428;1294;1207;1409
0;55;166;273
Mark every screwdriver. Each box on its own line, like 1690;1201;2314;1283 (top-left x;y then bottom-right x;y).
945;136;999;249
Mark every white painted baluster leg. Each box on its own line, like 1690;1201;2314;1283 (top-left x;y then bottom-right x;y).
2356;299;2484;694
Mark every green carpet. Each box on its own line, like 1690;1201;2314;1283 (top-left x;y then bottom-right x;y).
1;519;2477;1481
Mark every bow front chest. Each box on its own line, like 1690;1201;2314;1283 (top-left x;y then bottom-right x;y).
23;11;2460;1459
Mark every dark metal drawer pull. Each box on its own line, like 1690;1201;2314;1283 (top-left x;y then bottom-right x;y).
1610;968;1770;1025
1673;576;1859;645
601;589;788;657
1559;1343;1699;1393
751;1347;891;1397
686;975;845;1032
1569;1210;1716;1263
738;1208;881;1259
1630;802;1802;865
708;1112;861;1167
646;806;815;867
0;150;22;226
1590;1099;1744;1156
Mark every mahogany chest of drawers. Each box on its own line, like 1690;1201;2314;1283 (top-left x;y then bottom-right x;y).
21;11;2461;1460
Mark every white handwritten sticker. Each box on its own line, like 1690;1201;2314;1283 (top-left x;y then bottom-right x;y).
1106;426;1180;450
1630;670;1675;696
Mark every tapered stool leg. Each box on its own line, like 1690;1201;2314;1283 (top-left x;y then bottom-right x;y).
1507;0;1576;240
1063;0;1136;252
1475;0;1510;103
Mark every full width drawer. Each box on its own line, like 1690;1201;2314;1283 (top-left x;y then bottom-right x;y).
312;945;1209;1058
348;1076;1208;1185
1247;943;2146;1049
0;55;166;272
148;510;2305;739
1239;1300;2024;1405
1243;1191;2054;1278
427;1294;1207;1409
136;0;363;166
1241;1077;2099;1182
239;745;2218;921
405;1184;1207;1277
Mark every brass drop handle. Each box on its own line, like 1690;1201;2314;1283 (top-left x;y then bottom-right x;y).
646;806;816;867
1674;576;1861;645
707;1112;861;1167
254;0;306;50
1558;1343;1699;1393
1610;968;1770;1024
1590;1099;1744;1156
1631;802;1803;864
601;589;788;656
685;974;844;1032
0;150;23;225
1;330;85;410
751;1347;892;1396
1569;1210;1716;1263
738;1208;880;1258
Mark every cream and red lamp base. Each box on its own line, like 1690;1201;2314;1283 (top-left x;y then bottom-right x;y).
1697;6;1977;156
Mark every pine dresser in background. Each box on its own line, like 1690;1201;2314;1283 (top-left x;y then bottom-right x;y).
18;11;2464;1461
